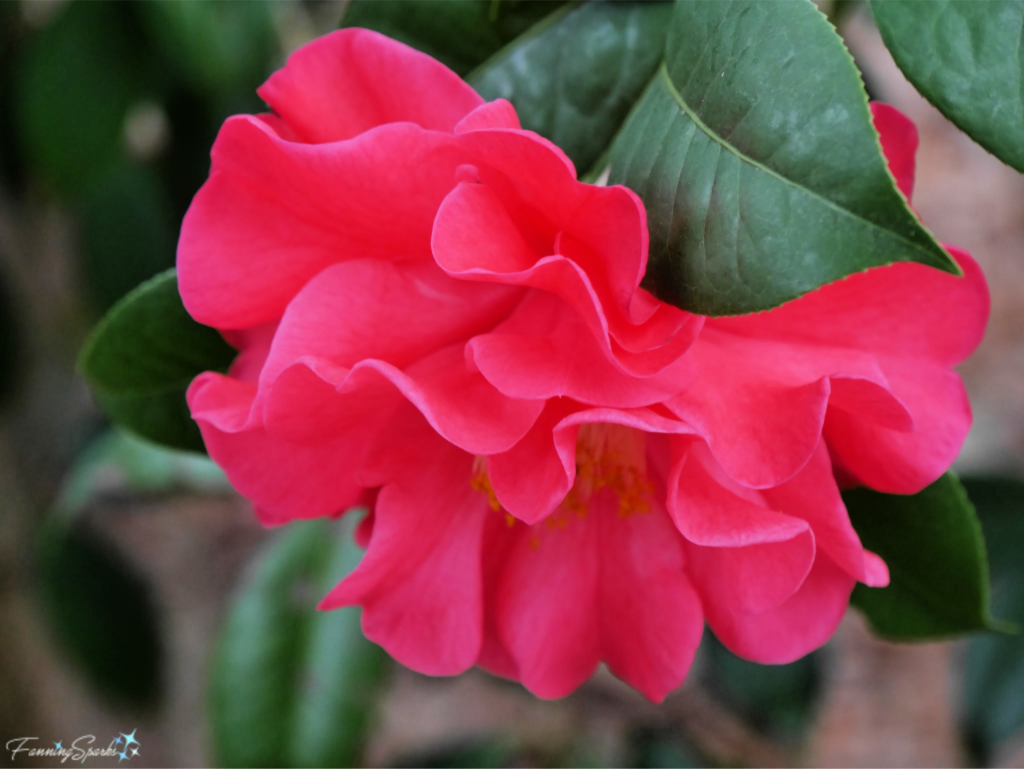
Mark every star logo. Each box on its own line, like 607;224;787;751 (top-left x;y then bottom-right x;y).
54;742;63;750
130;747;140;757
118;750;128;762
121;730;139;749
114;736;123;745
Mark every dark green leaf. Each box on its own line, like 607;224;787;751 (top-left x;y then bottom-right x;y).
871;1;1024;174
846;473;999;639
35;519;162;707
608;0;957;316
960;478;1024;756
703;633;821;737
469;2;671;174
210;517;388;768
79;164;175;314
341;0;561;77
79;269;236;453
14;2;150;196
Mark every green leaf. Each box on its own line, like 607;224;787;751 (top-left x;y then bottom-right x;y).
607;0;958;317
79;269;236;453
210;517;388;768
14;2;151;196
960;478;1024;756
870;1;1024;174
35;519;162;708
79;164;176;314
846;473;1000;640
341;0;561;77
469;2;672;174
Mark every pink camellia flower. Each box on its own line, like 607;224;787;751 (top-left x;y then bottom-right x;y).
180;30;989;701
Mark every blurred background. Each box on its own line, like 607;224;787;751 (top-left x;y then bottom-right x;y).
0;1;1023;767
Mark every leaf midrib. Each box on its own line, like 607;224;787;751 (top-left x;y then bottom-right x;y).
656;63;949;266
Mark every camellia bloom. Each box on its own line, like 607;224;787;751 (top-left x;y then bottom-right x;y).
180;30;989;701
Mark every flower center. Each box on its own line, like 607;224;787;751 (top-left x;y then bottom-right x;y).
470;423;652;532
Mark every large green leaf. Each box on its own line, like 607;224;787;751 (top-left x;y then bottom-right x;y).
78;269;236;453
35;519;162;708
469;2;672;174
846;473;1001;640
871;1;1024;174
341;0;561;77
209;517;388;768
607;0;957;316
960;478;1024;758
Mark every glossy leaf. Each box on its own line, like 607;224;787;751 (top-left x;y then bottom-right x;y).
608;0;957;316
871;0;1024;173
846;473;1000;640
341;0;560;77
470;1;671;174
35;519;162;707
79;269;236;453
960;478;1024;757
209;517;388;768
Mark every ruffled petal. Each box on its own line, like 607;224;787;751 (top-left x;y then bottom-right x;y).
264;344;544;455
705;554;855;664
319;422;487;675
178;118;464;329
187;372;362;523
433;181;702;376
467;291;695;408
670;442;815;614
825;360;972;493
708;248;989;370
762;441;889;586
258;28;483;143
258;257;520;386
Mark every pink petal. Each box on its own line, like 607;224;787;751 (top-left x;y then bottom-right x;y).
258;257;521;387
467;291;695;408
871;102;917;200
495;518;602;699
319;425;487;675
670;442;815;614
762;441;890;587
264;344;544;455
178;118;464;329
455;99;521;133
433;181;702;377
825;360;972;493
258;29;482;144
708;247;989;370
596;493;704;703
187;372;362;522
705;554;855;664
